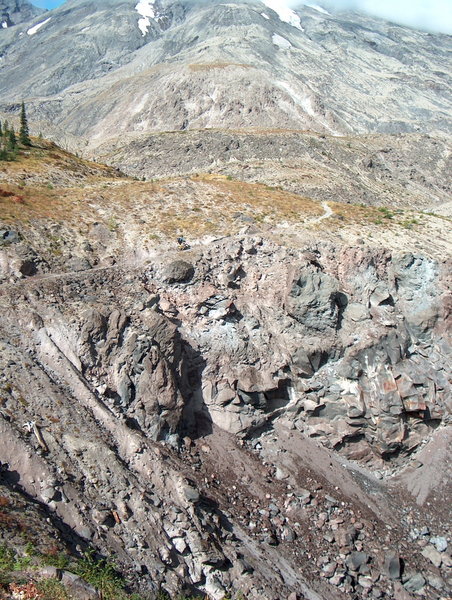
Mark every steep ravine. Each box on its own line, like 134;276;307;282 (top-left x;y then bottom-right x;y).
0;234;450;599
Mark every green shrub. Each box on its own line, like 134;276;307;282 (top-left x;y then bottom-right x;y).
75;549;125;600
0;544;16;572
36;578;71;600
41;551;71;570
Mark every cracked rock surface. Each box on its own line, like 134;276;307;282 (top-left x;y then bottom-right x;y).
0;233;450;599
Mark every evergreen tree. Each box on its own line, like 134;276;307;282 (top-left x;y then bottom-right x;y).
0;120;19;162
19;102;31;146
8;128;17;151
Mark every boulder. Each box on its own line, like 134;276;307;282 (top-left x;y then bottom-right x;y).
384;552;401;580
288;270;341;331
345;551;369;571
421;544;442;567
61;571;99;600
162;260;195;284
403;573;426;593
0;229;20;245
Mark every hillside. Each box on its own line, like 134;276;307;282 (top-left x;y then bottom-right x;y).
0;1;451;599
0;138;451;600
0;0;451;159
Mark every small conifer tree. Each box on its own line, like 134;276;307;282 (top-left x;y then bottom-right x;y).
19;102;31;146
8;128;17;151
0;120;19;162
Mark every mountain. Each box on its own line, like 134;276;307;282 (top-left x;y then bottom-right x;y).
0;0;451;153
0;140;451;600
0;3;451;600
0;0;43;27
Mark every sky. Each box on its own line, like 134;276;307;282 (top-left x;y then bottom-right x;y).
33;0;63;7
320;0;452;34
31;0;452;34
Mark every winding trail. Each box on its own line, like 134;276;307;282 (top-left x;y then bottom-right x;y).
310;201;333;225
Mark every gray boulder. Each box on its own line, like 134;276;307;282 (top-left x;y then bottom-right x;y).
288;270;342;331
162;260;195;284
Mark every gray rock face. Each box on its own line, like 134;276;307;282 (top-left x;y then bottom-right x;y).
0;0;43;27
288;270;341;330
0;233;450;599
1;235;450;461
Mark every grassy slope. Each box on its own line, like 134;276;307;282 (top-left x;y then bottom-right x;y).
1;139;443;244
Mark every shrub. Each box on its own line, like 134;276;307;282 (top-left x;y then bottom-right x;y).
75;549;125;600
36;578;71;600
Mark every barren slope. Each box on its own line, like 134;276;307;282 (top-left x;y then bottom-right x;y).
0;142;451;600
0;0;451;154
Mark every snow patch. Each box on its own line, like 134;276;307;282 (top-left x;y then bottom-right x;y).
1;21;8;29
306;4;331;15
135;0;155;36
272;33;292;49
27;17;52;35
262;0;303;30
261;12;269;20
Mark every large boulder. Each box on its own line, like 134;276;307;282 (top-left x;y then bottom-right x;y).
287;270;343;331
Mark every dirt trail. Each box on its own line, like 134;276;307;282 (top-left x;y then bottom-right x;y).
309;201;333;225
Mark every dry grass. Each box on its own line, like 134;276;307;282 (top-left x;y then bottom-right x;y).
1;143;443;247
0;140;117;181
188;62;251;72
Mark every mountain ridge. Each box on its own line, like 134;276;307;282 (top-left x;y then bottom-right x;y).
0;0;44;27
0;0;451;160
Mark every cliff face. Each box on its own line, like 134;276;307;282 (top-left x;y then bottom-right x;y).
3;234;450;455
0;0;43;27
1;221;451;599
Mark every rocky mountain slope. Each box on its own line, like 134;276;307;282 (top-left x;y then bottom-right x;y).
0;140;451;600
0;0;451;154
0;0;43;28
0;1;451;600
96;129;452;213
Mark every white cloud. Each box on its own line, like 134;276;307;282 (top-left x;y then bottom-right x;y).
297;0;452;34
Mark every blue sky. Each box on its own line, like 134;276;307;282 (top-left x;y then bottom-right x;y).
32;0;452;34
33;0;64;7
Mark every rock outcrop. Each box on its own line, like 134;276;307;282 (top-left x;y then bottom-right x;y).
0;0;43;28
0;234;450;599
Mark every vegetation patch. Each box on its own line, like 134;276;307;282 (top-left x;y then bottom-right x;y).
188;62;251;72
